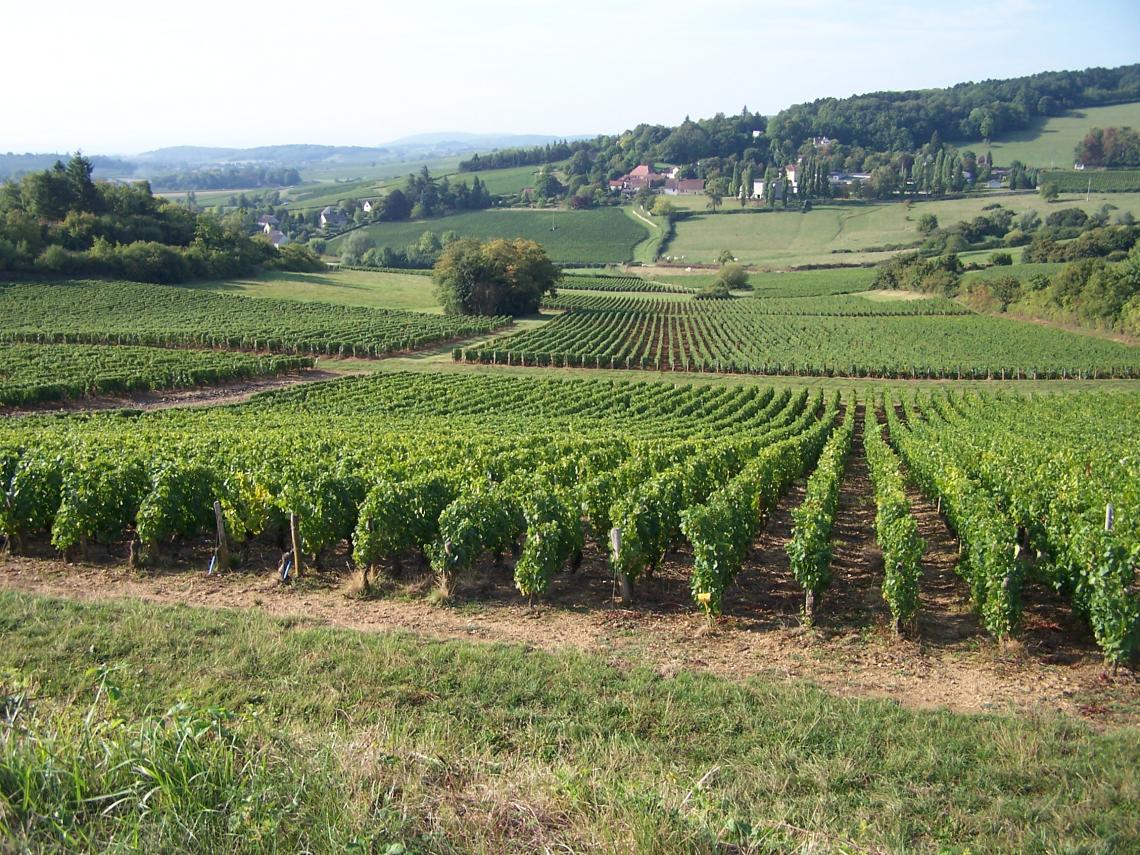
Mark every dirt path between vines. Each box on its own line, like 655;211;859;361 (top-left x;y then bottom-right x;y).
3;464;1135;729
0;369;350;415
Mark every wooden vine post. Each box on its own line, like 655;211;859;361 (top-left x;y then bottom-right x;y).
611;526;633;604
213;500;230;572
289;512;302;579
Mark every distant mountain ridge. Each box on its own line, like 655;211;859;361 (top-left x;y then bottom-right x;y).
136;135;579;167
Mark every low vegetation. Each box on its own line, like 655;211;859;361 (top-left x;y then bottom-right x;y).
2;592;1137;853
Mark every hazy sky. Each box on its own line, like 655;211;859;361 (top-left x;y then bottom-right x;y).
3;0;1138;154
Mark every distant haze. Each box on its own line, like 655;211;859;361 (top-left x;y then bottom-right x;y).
3;0;1139;154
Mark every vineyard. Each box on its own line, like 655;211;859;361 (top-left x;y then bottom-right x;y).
1042;169;1140;193
888;391;1140;664
543;290;694;310
0;344;313;406
1;372;1136;663
0;280;510;357
542;292;972;315
461;298;1140;378
558;273;693;293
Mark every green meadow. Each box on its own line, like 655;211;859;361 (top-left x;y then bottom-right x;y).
328;207;651;264
1;591;1136;854
187;268;443;313
667;191;1140;266
987;101;1140;168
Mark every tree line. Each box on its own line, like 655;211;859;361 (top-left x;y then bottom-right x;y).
766;64;1140;154
0;155;322;283
1075;127;1140;167
150;165;303;191
451;64;1139;210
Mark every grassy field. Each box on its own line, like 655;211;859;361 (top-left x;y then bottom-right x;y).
300;156;463;184
459;163;563;195
987;101;1140;168
1;591;1136;854
282;176;387;213
189;268;443;313
668;192;1140;266
279;163;559;213
647;266;877;297
328;208;650;264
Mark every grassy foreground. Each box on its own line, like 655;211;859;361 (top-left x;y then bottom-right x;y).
0;591;1136;853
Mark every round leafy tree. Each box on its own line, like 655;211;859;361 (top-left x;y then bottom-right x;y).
433;238;560;316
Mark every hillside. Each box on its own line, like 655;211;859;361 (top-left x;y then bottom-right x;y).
988;101;1140;167
327;207;651;264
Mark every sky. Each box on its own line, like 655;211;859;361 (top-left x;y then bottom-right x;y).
3;0;1138;155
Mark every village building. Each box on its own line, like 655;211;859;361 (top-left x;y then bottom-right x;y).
319;205;348;229
784;162;799;194
608;163;667;193
827;171;871;187
662;178;706;195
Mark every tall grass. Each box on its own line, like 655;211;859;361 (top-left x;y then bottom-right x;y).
1;591;1138;853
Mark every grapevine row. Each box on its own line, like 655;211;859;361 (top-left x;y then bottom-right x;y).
0;279;510;358
863;403;925;634
786;404;855;623
0;344;313;406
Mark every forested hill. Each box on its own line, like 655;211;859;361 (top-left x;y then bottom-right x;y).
460;63;1140;173
765;64;1140;153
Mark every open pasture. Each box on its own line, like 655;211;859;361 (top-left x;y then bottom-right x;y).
987;101;1140;167
328;207;650;264
191;268;443;313
668;192;1140;266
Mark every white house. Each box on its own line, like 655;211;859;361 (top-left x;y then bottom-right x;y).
784;163;799;193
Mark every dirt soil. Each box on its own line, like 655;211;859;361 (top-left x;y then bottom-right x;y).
0;369;347;415
3;464;1135;728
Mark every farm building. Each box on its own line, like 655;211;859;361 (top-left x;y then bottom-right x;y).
828;171;871;187
319;206;348;229
608;164;666;193
662;178;706;195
